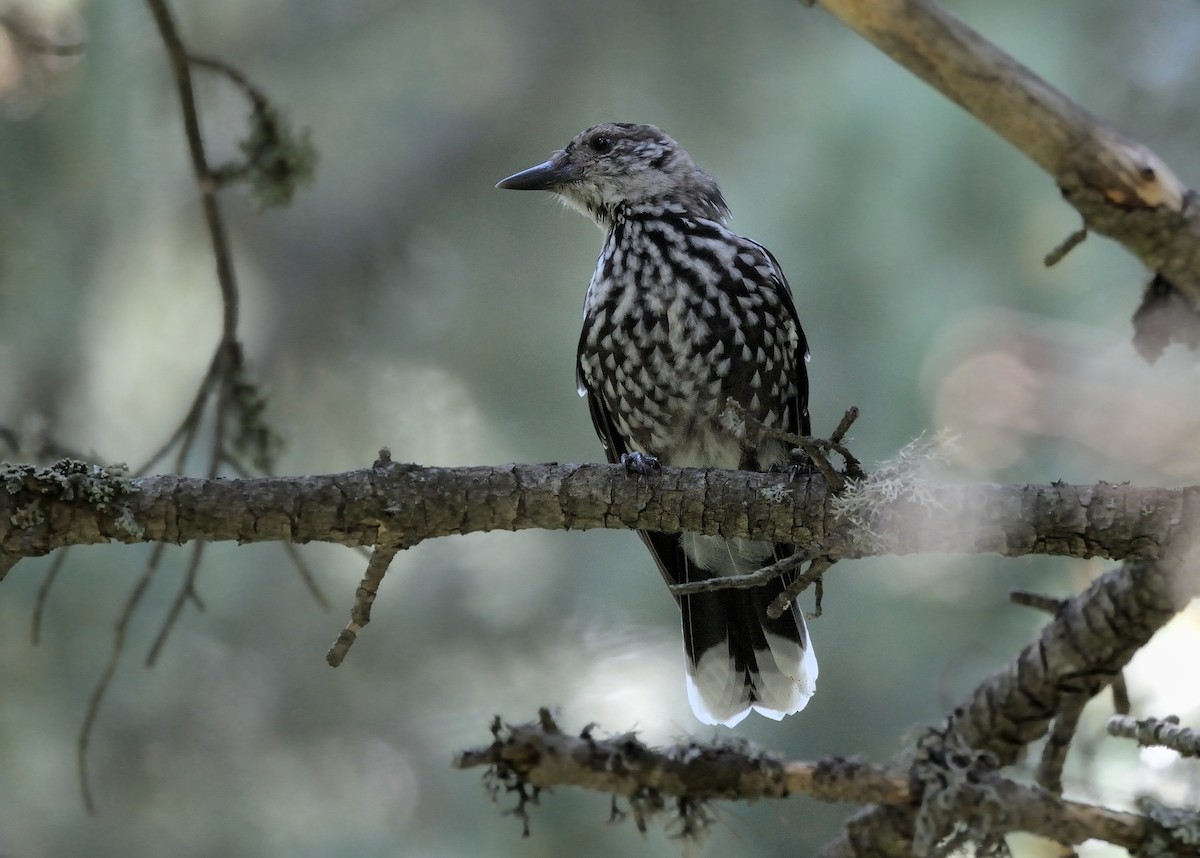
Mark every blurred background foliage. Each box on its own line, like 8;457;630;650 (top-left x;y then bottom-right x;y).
2;1;1200;856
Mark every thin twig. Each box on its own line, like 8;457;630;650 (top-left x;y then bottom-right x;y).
1107;715;1200;758
800;416;864;481
149;356;241;657
78;542;168;815
1037;693;1088;794
667;540;831;596
326;543;401;667
721;399;862;490
793;440;845;491
145;542;207;667
1111;674;1131;716
829;406;859;445
31;548;70;644
144;0;240;340
189;50;317;204
666;539;838;614
125;0;258;681
188;53;268;107
1044;227;1088;267
134;354;219;476
281;541;331;611
767;554;835;619
136;1;244;481
1010;590;1066;614
1011;590;1093;793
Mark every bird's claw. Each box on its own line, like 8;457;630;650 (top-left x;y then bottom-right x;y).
621;451;661;475
772;453;818;477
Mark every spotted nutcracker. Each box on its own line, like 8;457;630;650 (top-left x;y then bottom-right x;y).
498;123;816;726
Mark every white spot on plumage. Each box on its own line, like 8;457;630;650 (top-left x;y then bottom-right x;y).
686;650;747;727
685;622;817;727
754;629;818;716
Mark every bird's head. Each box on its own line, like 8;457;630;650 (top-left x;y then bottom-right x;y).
497;123;728;228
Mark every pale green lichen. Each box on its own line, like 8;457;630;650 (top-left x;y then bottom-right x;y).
830;433;956;548
9;497;44;528
3;459;139;531
112;506;145;538
1137;795;1200;851
236;103;317;209
3;462;32;494
759;484;792;504
228;368;285;472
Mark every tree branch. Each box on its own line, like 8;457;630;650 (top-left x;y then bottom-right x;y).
454;711;1148;851
812;0;1200;311
1107;715;1200;758
2;459;1198;572
824;555;1198;856
453;550;1199;855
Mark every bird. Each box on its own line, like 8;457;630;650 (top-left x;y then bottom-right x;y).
497;123;817;727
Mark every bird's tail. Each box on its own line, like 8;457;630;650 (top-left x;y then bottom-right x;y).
681;586;818;727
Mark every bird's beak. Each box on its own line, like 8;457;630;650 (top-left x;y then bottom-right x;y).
496;158;580;191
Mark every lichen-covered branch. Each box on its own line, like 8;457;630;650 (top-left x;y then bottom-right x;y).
824;555;1200;857
460;555;1198;856
949;558;1194;763
1108;715;1200;758
3;457;1200;579
454;711;1148;851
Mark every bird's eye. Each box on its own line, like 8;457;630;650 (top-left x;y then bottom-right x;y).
590;135;613;154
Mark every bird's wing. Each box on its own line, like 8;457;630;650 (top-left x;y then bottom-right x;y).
753;241;811;438
575;333;693;602
576;353;625;466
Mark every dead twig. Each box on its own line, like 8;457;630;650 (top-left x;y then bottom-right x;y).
1107;715;1200;758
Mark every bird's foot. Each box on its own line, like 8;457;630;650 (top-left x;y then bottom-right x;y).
620;451;661;475
772;453;818;477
